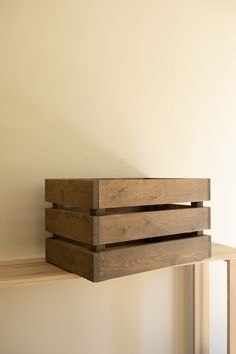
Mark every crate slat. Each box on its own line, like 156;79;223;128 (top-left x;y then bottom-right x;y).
45;179;96;211
45;178;210;208
46;235;211;282
45;207;210;245
99;207;210;244
45;208;96;244
98;178;210;208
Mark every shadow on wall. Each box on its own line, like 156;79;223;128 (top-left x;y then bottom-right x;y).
0;89;145;260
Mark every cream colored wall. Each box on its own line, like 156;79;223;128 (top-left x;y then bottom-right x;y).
0;1;236;353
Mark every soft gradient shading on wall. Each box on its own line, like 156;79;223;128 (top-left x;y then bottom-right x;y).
0;1;236;353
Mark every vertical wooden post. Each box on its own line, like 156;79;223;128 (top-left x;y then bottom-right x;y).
227;259;236;354
193;263;209;354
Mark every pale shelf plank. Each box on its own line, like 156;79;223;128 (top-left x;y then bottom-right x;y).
0;243;236;288
211;243;236;261
174;243;236;269
0;257;78;287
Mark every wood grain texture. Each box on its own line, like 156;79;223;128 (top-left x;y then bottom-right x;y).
45;206;210;245
45;178;210;208
45;179;98;210
0;258;78;287
98;178;210;208
46;237;97;280
99;207;210;244
45;208;97;244
46;235;211;282
98;235;211;281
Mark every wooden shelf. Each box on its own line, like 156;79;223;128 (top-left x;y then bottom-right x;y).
0;242;236;288
208;242;236;261
0;257;78;287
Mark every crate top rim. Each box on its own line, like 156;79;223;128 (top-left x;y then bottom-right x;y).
45;178;210;181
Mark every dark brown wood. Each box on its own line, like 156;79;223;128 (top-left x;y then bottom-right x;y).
99;207;210;244
46;235;211;282
45;179;98;211
98;235;211;281
191;202;204;207
52;203;64;209
98;178;210;208
46;178;210;208
191;202;205;235
45;206;210;245
46;237;97;280
91;204;192;216
45;208;97;245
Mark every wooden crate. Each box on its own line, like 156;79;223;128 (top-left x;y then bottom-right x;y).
45;178;211;282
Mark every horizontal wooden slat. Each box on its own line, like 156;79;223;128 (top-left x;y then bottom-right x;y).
45;208;97;244
46;238;97;281
98;178;210;208
99;207;210;244
46;235;211;282
98;235;211;281
45;178;210;209
45;207;210;245
45;179;98;210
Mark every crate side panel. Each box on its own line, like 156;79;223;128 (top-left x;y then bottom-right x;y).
99;207;210;244
45;179;94;209
46;237;95;281
45;208;95;244
98;178;210;208
97;235;211;281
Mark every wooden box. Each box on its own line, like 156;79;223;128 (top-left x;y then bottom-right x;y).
45;178;211;282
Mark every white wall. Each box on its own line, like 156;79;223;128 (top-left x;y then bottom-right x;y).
0;1;236;353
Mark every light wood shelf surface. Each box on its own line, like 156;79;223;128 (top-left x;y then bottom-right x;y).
0;242;235;288
0;257;78;287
